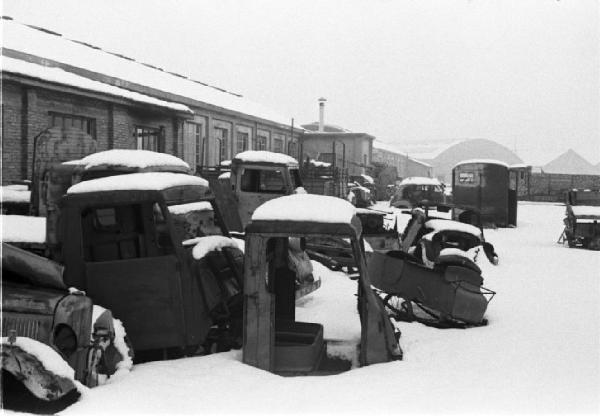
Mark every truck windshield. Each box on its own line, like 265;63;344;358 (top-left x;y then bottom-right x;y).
241;168;285;194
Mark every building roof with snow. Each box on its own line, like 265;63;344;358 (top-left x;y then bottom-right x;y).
2;17;301;129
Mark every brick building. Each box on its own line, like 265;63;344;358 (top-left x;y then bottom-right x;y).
300;122;374;176
371;142;432;179
1;18;304;185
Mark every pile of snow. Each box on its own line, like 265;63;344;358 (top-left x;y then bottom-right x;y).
77;149;190;171
168;201;213;215
252;194;356;224
3;56;193;114
1;185;31;203
233;151;298;165
183;235;240;259
67;172;208;194
454;159;509;168
399;176;441;186
1;215;46;243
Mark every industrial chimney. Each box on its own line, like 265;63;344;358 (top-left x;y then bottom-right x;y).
318;97;327;132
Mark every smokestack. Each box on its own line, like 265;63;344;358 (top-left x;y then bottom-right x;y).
318;97;327;132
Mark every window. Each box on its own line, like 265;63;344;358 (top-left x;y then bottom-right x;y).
458;171;476;184
254;134;267;151
183;122;205;169
50;112;96;139
273;138;283;153
214;127;228;162
135;126;161;151
288;141;298;158
240;169;285;194
236;131;249;153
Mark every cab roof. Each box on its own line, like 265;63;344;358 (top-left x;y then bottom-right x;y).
67;149;191;174
232;151;298;167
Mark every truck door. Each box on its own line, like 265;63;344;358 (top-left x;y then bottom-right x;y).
236;167;288;227
80;202;187;351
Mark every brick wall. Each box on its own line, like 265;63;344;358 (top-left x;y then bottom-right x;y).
1;82;23;183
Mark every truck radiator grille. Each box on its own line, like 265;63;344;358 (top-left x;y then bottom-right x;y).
2;314;51;341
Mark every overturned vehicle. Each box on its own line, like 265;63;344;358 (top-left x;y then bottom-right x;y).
369;207;497;328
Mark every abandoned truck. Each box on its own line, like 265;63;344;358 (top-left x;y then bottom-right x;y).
243;194;402;374
1;242;130;410
560;189;600;250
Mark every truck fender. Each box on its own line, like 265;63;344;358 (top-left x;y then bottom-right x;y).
1;339;78;401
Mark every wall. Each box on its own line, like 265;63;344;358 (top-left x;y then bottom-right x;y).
524;172;600;201
301;133;372;176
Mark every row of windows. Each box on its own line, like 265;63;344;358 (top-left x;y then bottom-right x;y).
47;112;299;167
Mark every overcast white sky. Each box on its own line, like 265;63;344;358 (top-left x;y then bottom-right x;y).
3;0;599;165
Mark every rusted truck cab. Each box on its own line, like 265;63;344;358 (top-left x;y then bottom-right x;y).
242;194;402;374
54;172;243;356
215;151;303;231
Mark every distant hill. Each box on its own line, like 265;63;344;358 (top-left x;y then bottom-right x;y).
542;149;598;175
427;139;523;182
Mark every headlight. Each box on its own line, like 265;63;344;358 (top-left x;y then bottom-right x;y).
53;324;78;357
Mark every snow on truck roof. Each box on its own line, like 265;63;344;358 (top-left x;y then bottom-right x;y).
67;172;208;194
74;150;190;171
425;219;482;238
399;177;441;186
454;159;509;169
233;151;298;165
570;205;600;218
252;194;356;224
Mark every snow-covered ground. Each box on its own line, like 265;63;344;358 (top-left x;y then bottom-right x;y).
8;202;600;414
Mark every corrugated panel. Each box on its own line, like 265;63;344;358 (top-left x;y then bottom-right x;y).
2;313;52;342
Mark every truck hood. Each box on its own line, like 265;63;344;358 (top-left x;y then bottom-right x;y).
2;282;66;315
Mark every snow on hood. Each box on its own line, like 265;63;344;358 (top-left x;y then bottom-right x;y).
1;215;46;243
1;336;75;380
183;236;240;259
218;171;231;180
67;172;208;194
252;194;356;224
399;177;441;186
425;219;482;238
3;56;193;114
233;151;298;165
78;150;190;171
168;201;213;215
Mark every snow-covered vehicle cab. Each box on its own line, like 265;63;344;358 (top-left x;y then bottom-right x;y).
55;172;245;358
212;151;303;231
561;189;600;250
243;194;402;374
390;177;444;209
347;182;372;208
